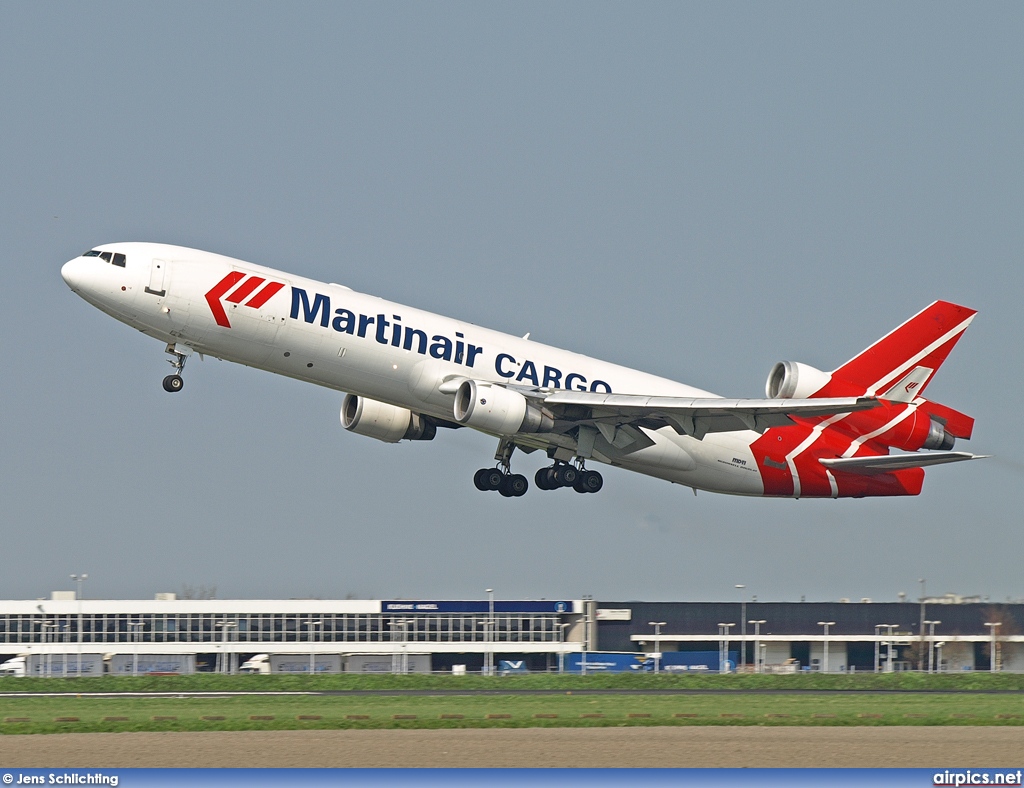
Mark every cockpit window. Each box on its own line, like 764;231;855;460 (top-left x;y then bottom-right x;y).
82;248;127;267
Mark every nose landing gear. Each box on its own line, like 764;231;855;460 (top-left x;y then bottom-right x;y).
162;343;189;393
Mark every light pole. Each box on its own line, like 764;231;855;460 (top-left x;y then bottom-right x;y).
70;573;87;678
484;589;495;677
874;625;882;673
884;624;897;673
649;621;666;674
918;578;926;670
717;623;735;673
735;585;747;670
215;621;238;674
985;622;1002;672
301;619;321;676
42;622;57;678
128;619;145;677
579;598;592;676
749;620;766;673
924;620;941;673
818;622;836;673
556;622;570;674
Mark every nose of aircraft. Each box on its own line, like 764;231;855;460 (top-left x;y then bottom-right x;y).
61;256;86;291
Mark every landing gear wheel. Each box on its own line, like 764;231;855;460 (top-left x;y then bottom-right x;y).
498;475;516;497
535;467;554;490
554;464;578;487
508;473;529;497
574;469;604;494
484;469;505;491
474;468;492;491
162;374;184;393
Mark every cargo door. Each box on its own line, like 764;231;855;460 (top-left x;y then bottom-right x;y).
146;258;168;297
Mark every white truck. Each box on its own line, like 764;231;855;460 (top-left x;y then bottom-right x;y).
239;654;271;674
0;656;27;677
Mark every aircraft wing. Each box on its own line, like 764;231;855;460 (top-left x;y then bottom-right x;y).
819;451;986;475
530;390;879;440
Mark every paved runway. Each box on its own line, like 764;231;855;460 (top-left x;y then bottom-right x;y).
2;727;1023;767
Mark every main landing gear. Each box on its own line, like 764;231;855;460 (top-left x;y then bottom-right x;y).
162;343;188;393
473;437;529;497
534;462;603;494
472;439;604;497
473;467;529;497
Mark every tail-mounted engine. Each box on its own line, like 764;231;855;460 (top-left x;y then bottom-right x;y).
766;361;832;399
453;380;553;436
873;407;956;452
341;394;436;443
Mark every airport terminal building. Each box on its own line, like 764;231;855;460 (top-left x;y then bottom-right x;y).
1;594;1021;675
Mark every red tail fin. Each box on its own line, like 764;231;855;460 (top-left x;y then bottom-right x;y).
824;301;976;399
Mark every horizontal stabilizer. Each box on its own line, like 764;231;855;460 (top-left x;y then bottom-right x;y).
820;451;986;475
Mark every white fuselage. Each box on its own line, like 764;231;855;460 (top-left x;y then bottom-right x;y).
61;243;764;495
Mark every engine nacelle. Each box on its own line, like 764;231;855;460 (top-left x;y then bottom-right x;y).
453;380;554;435
340;394;436;443
877;407;956;452
766;361;832;399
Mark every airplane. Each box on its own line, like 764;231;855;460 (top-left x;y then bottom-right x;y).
61;243;984;499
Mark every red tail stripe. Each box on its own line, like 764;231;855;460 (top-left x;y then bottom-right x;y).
245;281;285;309
204;271;246;328
225;276;266;304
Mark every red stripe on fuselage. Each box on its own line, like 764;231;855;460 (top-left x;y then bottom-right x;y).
204;272;246;328
245;281;285;308
225;276;265;304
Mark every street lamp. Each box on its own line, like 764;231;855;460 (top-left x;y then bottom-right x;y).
818;622;836;673
41;622;58;678
735;585;747;670
918;578;926;669
924;620;941;674
70;573;87;678
580;596;592;677
556;622;571;674
717;623;735;673
985;622;1002;672
128;619;145;677
749;620;766;673
883;624;898;673
484;589;495;677
215;621;238;674
649;621;666;674
301;619;321;676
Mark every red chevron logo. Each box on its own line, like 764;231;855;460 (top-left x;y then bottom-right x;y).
205;272;286;328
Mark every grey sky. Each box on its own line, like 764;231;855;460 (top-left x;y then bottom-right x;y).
1;3;1021;604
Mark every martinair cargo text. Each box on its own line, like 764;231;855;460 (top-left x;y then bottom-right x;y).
62;244;984;499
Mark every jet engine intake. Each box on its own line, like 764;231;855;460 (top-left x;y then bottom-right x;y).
453;380;554;435
341;394;436;443
766;361;832;399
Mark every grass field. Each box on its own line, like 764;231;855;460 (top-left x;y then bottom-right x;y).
1;690;1022;735
3;671;1024;694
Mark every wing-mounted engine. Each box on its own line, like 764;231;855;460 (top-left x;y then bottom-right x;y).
765;361;832;399
341;394;436;443
453;380;554;436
